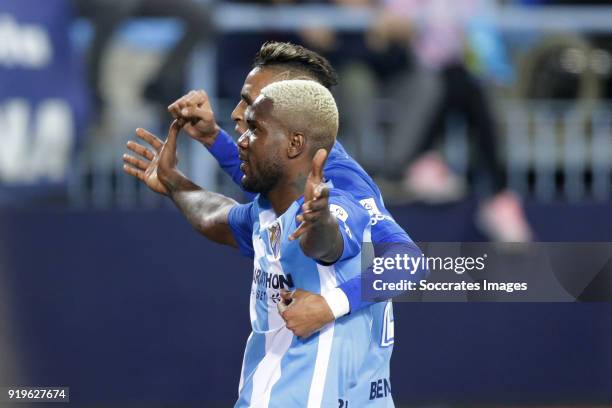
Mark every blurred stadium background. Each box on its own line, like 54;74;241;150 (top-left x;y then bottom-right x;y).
1;0;612;406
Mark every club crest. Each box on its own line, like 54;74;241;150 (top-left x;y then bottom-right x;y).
267;221;282;260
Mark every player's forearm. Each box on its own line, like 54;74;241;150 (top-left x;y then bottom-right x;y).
162;170;238;246
300;214;344;264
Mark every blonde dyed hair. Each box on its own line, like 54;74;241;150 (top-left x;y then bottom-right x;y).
260;79;339;153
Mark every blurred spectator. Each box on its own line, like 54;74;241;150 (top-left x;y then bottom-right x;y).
378;0;533;241
74;0;213;110
215;0;532;241
215;0;313;99
292;0;442;186
216;0;436;184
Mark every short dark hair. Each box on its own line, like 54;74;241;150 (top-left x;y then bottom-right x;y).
252;41;339;90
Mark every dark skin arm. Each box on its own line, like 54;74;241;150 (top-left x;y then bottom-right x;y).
124;134;340;337
290;149;344;264
123;89;220;186
278;150;344;338
149;120;238;247
122;89;239;244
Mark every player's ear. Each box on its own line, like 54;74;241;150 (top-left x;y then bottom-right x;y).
287;132;305;159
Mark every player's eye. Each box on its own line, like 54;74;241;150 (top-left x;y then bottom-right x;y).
247;121;258;132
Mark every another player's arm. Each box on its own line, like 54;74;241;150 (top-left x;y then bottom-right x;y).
289;149;343;264
280;148;344;338
167;90;221;147
125;90;247;196
155;120;238;247
169;90;247;188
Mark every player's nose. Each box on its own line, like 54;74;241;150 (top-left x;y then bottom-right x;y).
237;131;249;149
232;115;246;136
231;102;245;126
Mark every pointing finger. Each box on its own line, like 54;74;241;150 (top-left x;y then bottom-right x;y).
310;149;327;182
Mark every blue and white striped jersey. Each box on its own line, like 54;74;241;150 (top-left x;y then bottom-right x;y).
228;190;395;408
209;130;424;312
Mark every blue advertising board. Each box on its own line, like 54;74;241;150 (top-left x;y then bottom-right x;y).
0;0;88;190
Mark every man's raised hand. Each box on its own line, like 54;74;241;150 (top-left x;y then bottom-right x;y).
289;149;330;241
123;128;169;195
167;90;220;147
123;120;184;195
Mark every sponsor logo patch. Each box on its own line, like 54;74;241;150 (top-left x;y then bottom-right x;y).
330;204;349;222
359;198;381;216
